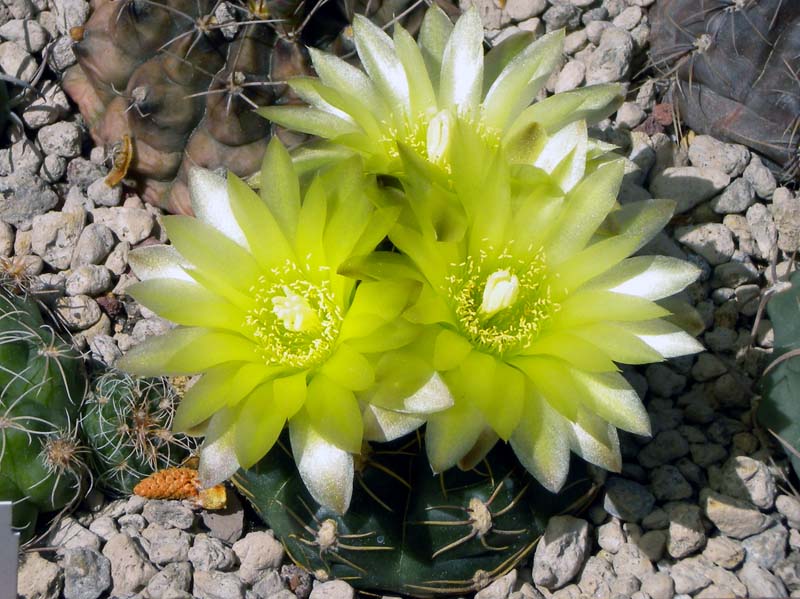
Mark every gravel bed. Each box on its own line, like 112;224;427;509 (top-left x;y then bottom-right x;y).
6;0;800;597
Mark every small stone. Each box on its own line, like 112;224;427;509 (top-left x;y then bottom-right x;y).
612;5;641;29
554;60;585;93
65;264;113;296
117;513;147;536
49;516;102;552
504;0;545;20
777;494;800;529
702;536;744;569
739;561;787;598
640;572;673;599
92;206;154;244
638;430;690;468
0;40;37;80
771;187;800;252
17;552;62;599
55;294;101;330
616;101;645;129
711;178;756;214
104;241;129;276
67;157;106;189
233;531;286;585
717;456;776;510
585;20;610;44
690;354;727;382
666;503;706;559
563;29;587;54
690;443;727;467
189;533;237;572
40;154;67;183
712;260;759;288
638;529;666;562
37;121;83;158
743;154;776;199
22;81;70;129
30;208;84;269
252;571;287;599
142;524;192;565
193;570;245;599
87;178;122;207
742;524;788;569
577;555;615;598
746;203;777;260
51;0;90;34
475;570;516;599
0;173;58;228
774;554;800;593
145;561;192;598
611;542;655;581
645;364;685;397
201;491;244;543
603;477;655;522
61;547;111;599
0;19;47;52
89;334;121;366
669;557;712;595
0;137;44;178
71;223;115;268
586;26;633;84
688;136;750;177
309;580;355;599
649;166;730;213
532;516;590;590
650;465;692;501
48;35;77;70
88;516;117;541
597;519;625;553
142;500;195;530
701;489;771;539
542;2;580;31
102;532;158;595
676;223;735;266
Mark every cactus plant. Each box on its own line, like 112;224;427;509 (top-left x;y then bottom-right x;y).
0;288;87;542
649;0;800;179
233;433;598;596
80;370;197;495
758;269;800;477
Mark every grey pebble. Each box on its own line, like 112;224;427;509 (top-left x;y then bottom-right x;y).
702;535;744;569
688;136;750;178
102;532;157;595
675;223;735;266
233;531;286;585
711;178;755;214
638;430;690;469
55;294;101;330
17;552;62;599
649;167;729;214
743;154;776;199
771;187;800;253
716;456;776;510
145;561;192;598
0;40;38;80
87;177;122;207
142;524;192;565
0;18;48;52
92;206;154;244
739;561;787;598
650;465;692;501
532;516;590;590
193;570;245;599
742;524;788;570
586;26;632;84
666;503;706;559
38;121;83;158
701;489;771;539
142;500;195;530
189;533;237;572
72;223;116;267
0;173;58;228
777;494;800;529
612;542;655;581
604;477;655;522
61;547;111;599
65;264;113;296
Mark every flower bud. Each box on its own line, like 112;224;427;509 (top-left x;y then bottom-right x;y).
427;110;453;163
480;269;520;317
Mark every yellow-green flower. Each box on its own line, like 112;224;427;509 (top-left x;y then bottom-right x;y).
259;5;622;176
117;139;443;512
364;121;704;492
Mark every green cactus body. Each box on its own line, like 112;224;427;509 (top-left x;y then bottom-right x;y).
80;371;197;495
0;290;87;542
233;434;597;596
758;270;800;477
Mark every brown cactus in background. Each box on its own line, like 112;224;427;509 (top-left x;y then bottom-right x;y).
649;0;800;180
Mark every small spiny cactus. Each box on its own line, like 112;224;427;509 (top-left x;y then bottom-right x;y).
80;370;197;495
0;287;88;542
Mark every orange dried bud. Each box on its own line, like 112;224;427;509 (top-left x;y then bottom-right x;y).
134;467;227;509
105;135;133;187
69;26;84;41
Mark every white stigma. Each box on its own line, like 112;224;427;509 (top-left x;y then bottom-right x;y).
480;269;520;317
426;110;452;163
271;286;320;332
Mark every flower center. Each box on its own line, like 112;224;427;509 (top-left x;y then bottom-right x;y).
447;246;558;357
245;266;342;369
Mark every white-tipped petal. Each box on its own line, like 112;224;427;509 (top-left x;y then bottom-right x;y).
586;256;701;300
571;370;651;436
533;121;587;192
439;6;484;113
418;4;453;88
629;319;705;358
189;168;250;251
290;414;354;514
198;409;241;487
308;47;384;116
511;393;570;492
128;245;194;283
569;408;622;472
353;14;411;115
400;372;455;414
426;402;484;473
362;404;425;442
